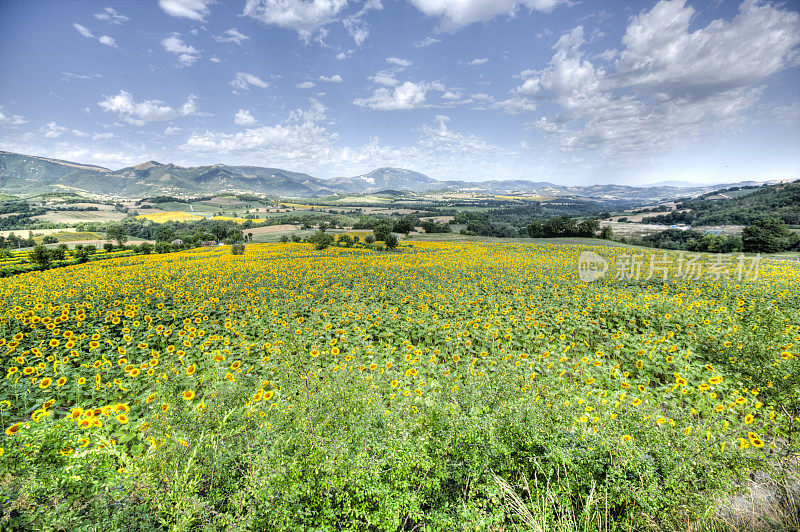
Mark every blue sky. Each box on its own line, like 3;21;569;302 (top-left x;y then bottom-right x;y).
1;0;799;185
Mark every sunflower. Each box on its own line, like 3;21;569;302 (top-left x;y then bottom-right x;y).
263;390;274;401
38;377;53;389
621;434;633;443
182;390;195;401
390;379;399;388
744;414;754;424
56;377;67;387
186;364;196;376
5;422;23;436
116;414;129;424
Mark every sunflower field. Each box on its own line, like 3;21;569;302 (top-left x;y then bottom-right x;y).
1;241;798;530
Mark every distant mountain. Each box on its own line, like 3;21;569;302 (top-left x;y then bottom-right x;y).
327;168;438;193
0;150;784;202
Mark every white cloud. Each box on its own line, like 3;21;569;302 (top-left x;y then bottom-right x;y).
92;132;116;139
511;0;800;157
158;0;213;21
296;81;316;89
386;57;412;67
370;70;399;86
210;56;222;63
214;28;250;44
414;36;440;47
234;109;257;126
62;72;102;80
319;74;343;82
242;0;348;42
468;58;489;66
73;23;94;38
164;126;182;135
98;35;119;48
408;0;567;31
420;115;492;153
183;99;333;158
229;72;270;92
43;122;69;138
162;34;200;66
353;81;430;110
0;107;27;126
441;90;462;100
94;7;129;24
614;0;800;91
98;90;178;125
179;95;199;116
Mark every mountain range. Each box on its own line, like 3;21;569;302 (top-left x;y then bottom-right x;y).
0;151;785;202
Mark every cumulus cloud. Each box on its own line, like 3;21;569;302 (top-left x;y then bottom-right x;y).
467;58;489;66
162;34;200;65
510;0;800;156
296;81;316;89
158;0;213;21
97;90;198;125
242;0;348;42
342;0;382;46
214;28;249;44
408;0;567;31
386;57;412;67
73;22;118;47
319;74;343;82
94;7;129;24
353;81;432;110
92;132;116;139
420;115;492;153
229;72;270;92
183;99;333;159
43;122;70;138
164;126;182;135
0;107;27;126
234;109;257;126
613;0;800;91
98;35;119;48
413;36;440;47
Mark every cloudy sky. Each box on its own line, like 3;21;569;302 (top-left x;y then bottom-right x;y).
1;0;799;184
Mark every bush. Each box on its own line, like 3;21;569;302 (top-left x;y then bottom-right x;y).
384;234;399;250
231;243;246;255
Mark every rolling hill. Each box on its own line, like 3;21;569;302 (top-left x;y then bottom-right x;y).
0;150;788;201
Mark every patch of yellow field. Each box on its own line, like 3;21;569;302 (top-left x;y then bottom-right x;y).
137;211;204;223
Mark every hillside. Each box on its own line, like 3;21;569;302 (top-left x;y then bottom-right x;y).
640;181;800;226
0;150;787;201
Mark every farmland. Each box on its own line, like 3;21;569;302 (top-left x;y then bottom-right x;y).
1;240;798;530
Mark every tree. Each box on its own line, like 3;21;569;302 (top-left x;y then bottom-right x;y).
384;234;399;250
527;221;545;238
577;219;600;238
106;224;127;246
393;218;414;235
543;215;577;237
742;218;797;253
155;241;171;254
136;242;154;254
308;230;334;250
29;245;51;270
279;235;289;243
599;226;613;240
373;220;393;242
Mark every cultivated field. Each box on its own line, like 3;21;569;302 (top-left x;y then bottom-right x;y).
0;241;798;530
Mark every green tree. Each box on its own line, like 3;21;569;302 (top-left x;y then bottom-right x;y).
742;218;797;253
384;234;399;250
106;224;127;246
29;245;51;270
577;219;600;238
373;220;393;242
